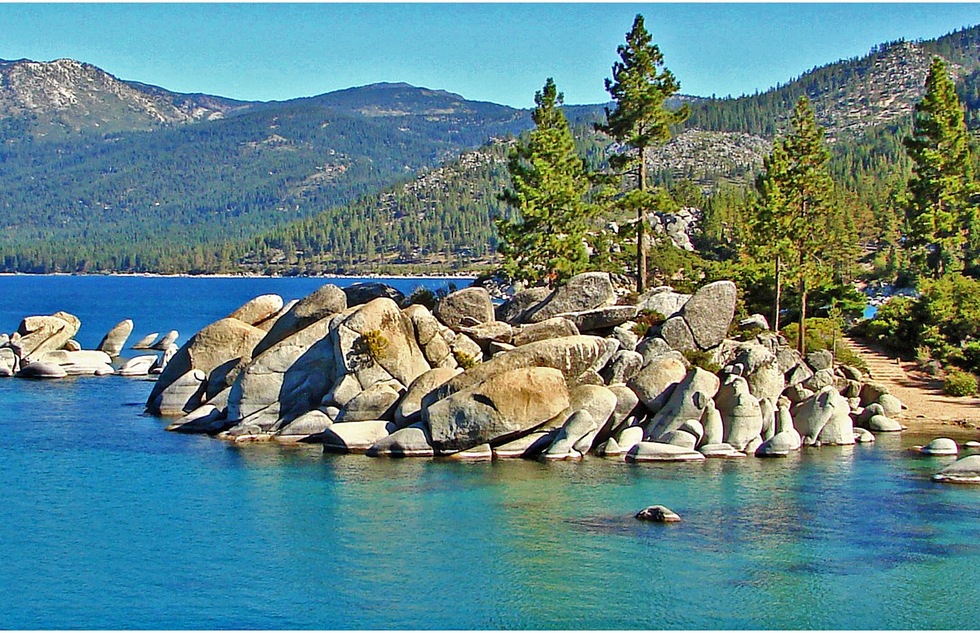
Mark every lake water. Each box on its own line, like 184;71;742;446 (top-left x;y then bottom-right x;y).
1;275;978;629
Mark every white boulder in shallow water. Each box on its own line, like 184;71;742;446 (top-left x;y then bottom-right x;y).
933;455;980;483
146;318;266;415
17;361;68;379
0;347;19;376
15;312;81;359
915;438;959;456
33;350;114;376
97;319;134;357
367;423;435;457
155;369;207;416
132;333;160;350
321;421;398;454
625;442;705;462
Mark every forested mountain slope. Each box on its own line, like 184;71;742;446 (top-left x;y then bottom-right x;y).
0;24;978;274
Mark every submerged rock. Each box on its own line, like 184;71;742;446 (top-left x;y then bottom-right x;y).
635;505;681;522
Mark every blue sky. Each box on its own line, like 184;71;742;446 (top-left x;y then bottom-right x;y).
2;3;979;108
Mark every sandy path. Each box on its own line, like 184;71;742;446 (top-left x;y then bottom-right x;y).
842;334;980;442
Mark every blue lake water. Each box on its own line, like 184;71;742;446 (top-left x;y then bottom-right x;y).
1;275;978;629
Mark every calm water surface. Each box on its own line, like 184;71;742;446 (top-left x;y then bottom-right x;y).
0;275;978;629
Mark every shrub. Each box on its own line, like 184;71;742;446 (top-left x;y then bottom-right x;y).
630;309;667;338
359;329;389;362
960;341;980;374
856;296;920;356
943;370;978;397
408;286;437;310
453;349;478;369
682;349;721;374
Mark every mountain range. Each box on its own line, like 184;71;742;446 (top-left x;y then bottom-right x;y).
0;24;978;274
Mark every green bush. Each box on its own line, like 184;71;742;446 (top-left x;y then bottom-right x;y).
960;341;980;374
855;296;920;356
943;370;978;396
630;309;667;338
360;329;389;362
408;286;437;310
782;318;867;372
682;349;721;374
453;349;478;369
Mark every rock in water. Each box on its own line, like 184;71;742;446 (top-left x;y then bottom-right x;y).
918;438;959;456
17;361;67;379
132;333;160;350
97;319;134;357
151;330;179;351
933;455;980;484
625;442;705;462
146;318;265;415
635;505;681;522
225;317;336;435
425;367;571;452
15;312;81;359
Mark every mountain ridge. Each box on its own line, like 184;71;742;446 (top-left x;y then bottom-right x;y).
1;23;979;273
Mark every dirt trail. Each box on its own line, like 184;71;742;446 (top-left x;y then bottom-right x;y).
842;334;980;441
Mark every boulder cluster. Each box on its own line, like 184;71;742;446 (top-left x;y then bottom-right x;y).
0;312;178;379
147;272;912;462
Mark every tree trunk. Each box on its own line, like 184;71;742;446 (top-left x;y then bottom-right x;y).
637;148;648;293
773;254;782;332
797;250;807;354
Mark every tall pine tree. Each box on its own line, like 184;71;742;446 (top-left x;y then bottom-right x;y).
598;14;688;292
496;78;596;286
751;97;835;352
904;56;977;279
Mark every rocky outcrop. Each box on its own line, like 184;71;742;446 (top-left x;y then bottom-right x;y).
14;312;81;359
124;272;904;468
146;317;266;415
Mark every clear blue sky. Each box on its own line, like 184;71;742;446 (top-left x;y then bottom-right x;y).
2;3;978;108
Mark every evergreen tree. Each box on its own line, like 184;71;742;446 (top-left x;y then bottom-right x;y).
496;78;597;286
598;14;689;292
750;141;793;331
904;56;978;278
751;97;835;352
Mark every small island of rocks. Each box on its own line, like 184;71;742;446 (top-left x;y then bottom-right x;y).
3;272;979;483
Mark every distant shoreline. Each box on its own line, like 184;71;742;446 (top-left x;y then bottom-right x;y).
0;271;478;281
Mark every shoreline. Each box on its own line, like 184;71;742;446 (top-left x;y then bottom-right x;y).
0;271;478;281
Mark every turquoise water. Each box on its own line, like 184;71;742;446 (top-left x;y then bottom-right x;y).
1;276;979;629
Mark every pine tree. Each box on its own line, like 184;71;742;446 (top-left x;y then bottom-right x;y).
904;56;977;279
750;140;793;332
496;78;596;287
597;14;689;292
751;97;835;352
